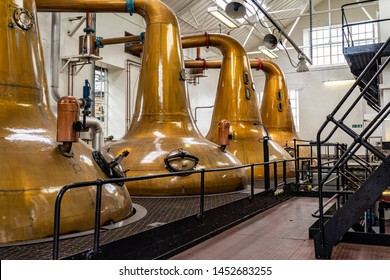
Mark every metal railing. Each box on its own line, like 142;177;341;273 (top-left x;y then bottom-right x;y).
315;33;390;251
52;158;295;259
341;0;383;49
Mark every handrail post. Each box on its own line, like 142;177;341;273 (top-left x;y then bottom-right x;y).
197;169;205;219
90;179;103;259
273;161;278;191
251;164;255;199
283;160;287;188
294;139;299;186
52;186;70;260
264;136;270;190
53;196;62;260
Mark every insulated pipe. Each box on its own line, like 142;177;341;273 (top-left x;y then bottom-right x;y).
50;12;61;102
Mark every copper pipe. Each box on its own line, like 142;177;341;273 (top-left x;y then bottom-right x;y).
129;44;143;54
86;12;93;30
184;60;222;69
184;59;261;69
99;35;141;46
196;47;201;60
36;0;127;12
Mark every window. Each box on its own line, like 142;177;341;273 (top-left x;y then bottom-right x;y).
305;23;377;66
289;89;299;132
94;66;109;135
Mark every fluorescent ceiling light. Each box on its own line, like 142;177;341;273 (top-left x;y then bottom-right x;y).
207;6;239;29
259;47;278;59
323;79;355;85
247;51;262;55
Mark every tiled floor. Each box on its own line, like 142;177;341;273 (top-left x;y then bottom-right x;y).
171;197;390;260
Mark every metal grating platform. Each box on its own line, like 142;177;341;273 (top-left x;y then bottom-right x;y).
0;180;281;260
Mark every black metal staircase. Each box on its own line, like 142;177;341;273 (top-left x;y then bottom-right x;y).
313;32;390;259
341;0;390;112
313;157;390;258
343;44;387;112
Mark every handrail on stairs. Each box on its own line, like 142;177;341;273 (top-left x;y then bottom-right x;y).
315;33;390;257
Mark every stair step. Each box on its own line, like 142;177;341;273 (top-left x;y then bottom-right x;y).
313;155;390;259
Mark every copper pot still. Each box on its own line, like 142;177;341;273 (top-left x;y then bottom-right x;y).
183;34;295;178
103;1;248;195
0;0;132;244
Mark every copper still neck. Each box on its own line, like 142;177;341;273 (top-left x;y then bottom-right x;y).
178;33;295;177
258;60;298;135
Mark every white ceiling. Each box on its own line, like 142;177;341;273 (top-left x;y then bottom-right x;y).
161;0;325;55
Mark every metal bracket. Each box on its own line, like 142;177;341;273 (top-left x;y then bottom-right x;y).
60;54;102;74
67;16;86;37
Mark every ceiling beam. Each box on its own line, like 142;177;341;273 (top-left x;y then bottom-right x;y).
283;1;309;46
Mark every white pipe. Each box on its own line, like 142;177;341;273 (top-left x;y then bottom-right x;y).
50;12;61;102
83;116;104;150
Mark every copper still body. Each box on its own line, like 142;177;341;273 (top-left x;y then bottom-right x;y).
0;0;132;244
258;61;299;150
183;34;295;178
38;0;247;195
184;57;311;159
257;60;313;159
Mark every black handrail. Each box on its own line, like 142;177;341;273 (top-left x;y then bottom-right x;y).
341;0;379;48
316;6;390;252
320;36;390;145
52;157;296;259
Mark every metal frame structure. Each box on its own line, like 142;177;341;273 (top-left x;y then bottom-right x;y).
313;33;390;259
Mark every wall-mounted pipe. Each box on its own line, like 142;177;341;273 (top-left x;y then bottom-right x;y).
50;12;61;102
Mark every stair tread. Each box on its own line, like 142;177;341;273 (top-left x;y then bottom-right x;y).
314;155;390;258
